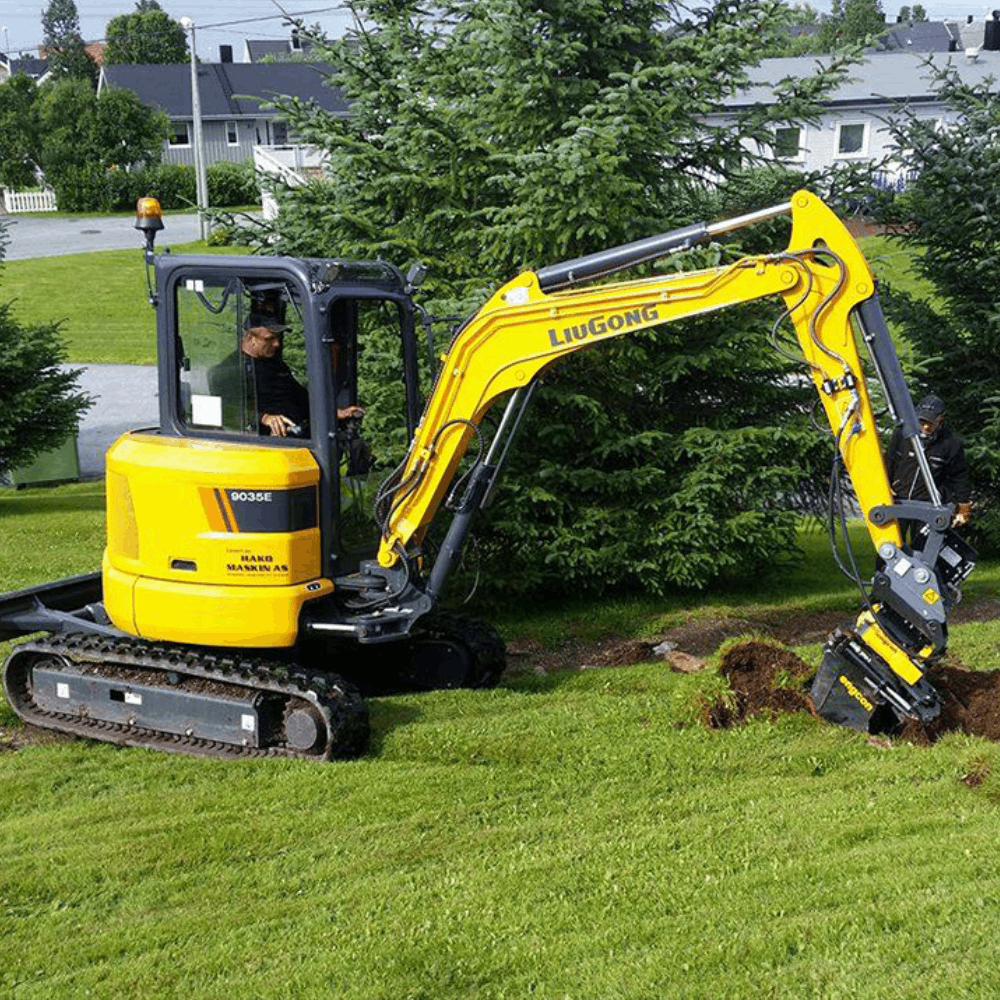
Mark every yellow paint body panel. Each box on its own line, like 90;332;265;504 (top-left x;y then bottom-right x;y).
856;611;924;687
103;432;329;648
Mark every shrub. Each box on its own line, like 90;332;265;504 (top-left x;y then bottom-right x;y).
0;223;92;476
207;160;259;207
138;163;196;211
49;164;107;213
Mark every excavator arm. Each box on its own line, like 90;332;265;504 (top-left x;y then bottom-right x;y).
378;191;899;566
368;189;975;733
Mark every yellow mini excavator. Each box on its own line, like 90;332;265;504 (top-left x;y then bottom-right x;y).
0;191;976;758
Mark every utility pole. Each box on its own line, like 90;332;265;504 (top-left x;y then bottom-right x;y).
180;17;210;241
1;27;9;71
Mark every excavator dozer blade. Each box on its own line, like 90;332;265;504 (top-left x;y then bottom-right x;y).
811;628;941;734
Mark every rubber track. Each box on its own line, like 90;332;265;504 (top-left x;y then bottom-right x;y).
4;633;369;761
418;611;507;688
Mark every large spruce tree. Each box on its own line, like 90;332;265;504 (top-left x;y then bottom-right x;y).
41;0;98;84
256;0;865;596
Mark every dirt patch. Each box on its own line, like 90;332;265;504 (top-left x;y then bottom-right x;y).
506;596;1000;678
707;639;1000;747
900;662;1000;745
707;641;815;728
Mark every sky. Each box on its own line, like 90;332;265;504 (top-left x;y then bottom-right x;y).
0;2;354;61
1;0;998;62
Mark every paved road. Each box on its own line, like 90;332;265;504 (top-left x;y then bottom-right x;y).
70;364;160;480
1;212;203;260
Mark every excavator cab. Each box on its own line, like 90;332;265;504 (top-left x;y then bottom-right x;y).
93;253;429;653
157;254;423;576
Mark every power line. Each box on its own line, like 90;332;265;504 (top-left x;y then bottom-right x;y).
1;7;346;57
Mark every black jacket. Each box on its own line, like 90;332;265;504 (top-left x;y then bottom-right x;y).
208;350;309;434
886;423;970;504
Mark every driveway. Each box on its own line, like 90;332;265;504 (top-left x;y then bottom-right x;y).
70;364;160;479
1;212;204;260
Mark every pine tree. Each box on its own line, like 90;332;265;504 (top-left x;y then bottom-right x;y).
252;0;865;595
879;68;1000;549
42;0;98;84
0;226;92;477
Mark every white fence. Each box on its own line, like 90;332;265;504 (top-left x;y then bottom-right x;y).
3;189;58;213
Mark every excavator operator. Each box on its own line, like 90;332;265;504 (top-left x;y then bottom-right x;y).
209;314;310;438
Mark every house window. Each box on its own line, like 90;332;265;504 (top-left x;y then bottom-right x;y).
226;121;239;146
835;122;867;157
168;122;191;147
774;126;802;161
271;121;289;146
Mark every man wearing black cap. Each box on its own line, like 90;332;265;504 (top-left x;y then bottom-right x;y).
885;393;971;539
209;314;309;437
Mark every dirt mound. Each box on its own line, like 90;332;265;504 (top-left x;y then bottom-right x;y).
901;662;1000;745
707;641;815;728
710;641;1000;746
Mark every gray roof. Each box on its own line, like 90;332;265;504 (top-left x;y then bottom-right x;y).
6;57;49;80
877;21;955;52
100;62;348;120
719;50;1000;110
246;38;315;62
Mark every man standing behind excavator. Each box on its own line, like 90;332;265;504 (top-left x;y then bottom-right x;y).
886;394;971;541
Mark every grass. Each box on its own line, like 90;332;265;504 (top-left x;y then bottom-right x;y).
0;231;992;995
3;489;1000;997
0;240;248;365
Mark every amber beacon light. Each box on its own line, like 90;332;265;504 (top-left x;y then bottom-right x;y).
135;196;165;299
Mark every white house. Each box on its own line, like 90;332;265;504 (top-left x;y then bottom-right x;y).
709;39;1000;184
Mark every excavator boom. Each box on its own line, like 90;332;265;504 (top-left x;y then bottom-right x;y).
373;190;974;732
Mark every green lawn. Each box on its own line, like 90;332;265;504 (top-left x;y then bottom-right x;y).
2;490;1000;998
0;240;247;365
2;227;994;996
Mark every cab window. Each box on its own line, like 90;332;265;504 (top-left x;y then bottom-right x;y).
176;276;310;439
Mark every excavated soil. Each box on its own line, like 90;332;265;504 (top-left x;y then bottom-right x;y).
704;639;1000;746
706;641;816;728
901;662;1000;745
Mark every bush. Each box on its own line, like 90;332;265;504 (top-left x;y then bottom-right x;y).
0;222;92;476
50;164;108;213
207;160;259;207
50;163;197;213
50;160;259;214
137;163;196;211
